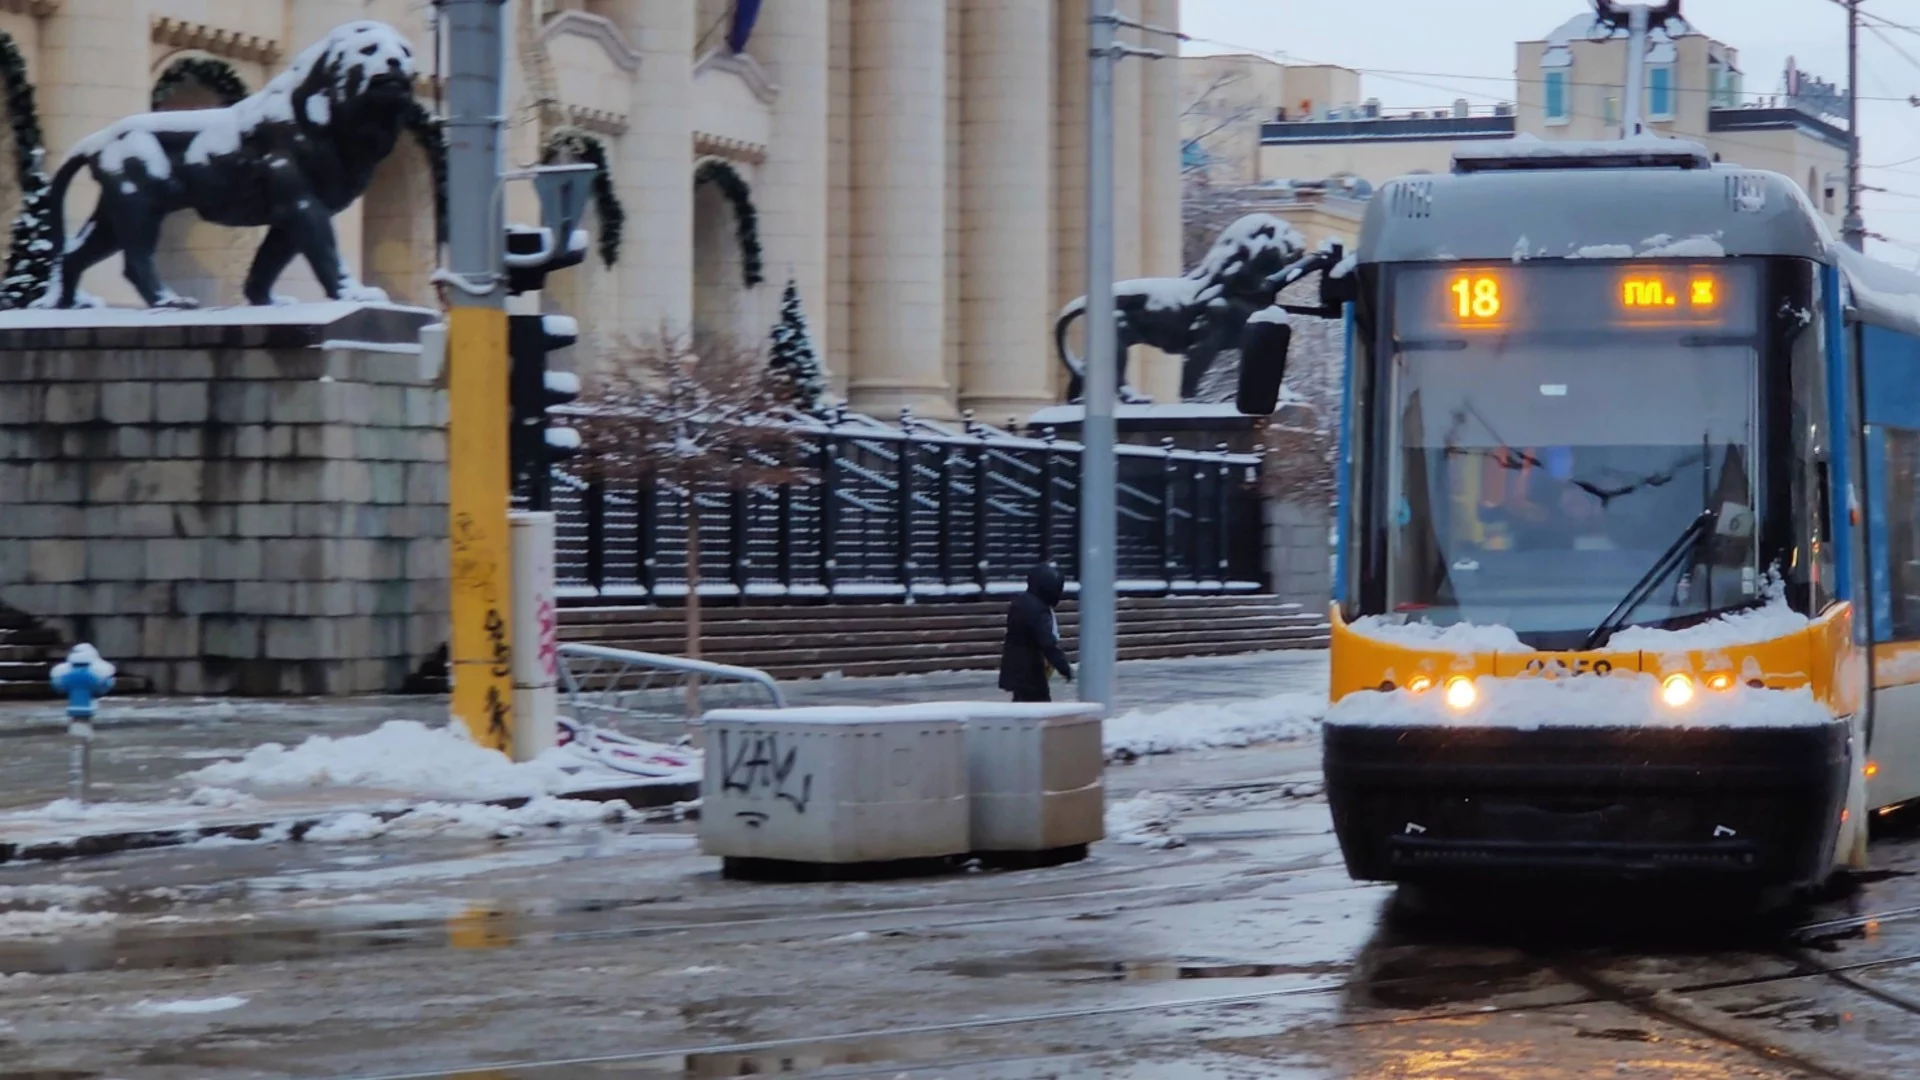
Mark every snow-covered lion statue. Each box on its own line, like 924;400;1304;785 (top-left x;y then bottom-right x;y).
39;20;417;309
1055;213;1307;403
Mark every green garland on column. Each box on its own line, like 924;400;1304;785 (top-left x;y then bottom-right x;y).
405;101;450;247
151;57;249;109
0;31;52;309
542;127;624;267
694;158;764;288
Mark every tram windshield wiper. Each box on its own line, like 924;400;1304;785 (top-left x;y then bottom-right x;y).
1579;507;1716;652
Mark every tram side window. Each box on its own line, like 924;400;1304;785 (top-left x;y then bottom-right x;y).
1883;429;1920;639
1791;315;1834;611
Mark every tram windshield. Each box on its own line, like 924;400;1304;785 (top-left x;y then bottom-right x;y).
1382;263;1764;645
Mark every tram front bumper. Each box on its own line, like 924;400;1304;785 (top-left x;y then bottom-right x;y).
1322;721;1851;887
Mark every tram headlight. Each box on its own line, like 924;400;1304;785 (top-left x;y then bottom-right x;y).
1705;672;1733;692
1661;674;1696;708
1407;674;1434;694
1443;676;1477;710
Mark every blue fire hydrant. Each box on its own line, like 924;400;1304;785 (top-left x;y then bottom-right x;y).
49;644;113;803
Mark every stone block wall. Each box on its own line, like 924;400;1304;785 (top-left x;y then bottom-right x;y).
1266;498;1332;613
0;306;448;696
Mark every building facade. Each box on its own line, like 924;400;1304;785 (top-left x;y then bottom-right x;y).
1184;10;1849;247
0;0;1185;419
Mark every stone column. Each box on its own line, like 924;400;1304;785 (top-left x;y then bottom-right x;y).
1051;0;1088;404
825;0;853;397
38;0;155;307
757;0;830;360
1138;0;1184;403
847;0;951;419
957;0;1053;420
608;0;694;337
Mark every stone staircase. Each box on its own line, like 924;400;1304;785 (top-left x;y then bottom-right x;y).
559;594;1329;681
0;610;67;700
0;609;154;701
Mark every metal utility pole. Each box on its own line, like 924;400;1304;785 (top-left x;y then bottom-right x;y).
1081;10;1172;715
1620;3;1649;137
1593;0;1682;138
440;0;516;751
1845;0;1866;251
1080;10;1118;714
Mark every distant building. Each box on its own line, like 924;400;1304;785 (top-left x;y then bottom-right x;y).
1206;10;1848;246
1181;55;1358;188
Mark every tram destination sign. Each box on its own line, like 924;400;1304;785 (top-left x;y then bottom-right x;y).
1396;262;1758;336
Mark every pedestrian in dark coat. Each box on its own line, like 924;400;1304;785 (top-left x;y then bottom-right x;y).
999;562;1074;703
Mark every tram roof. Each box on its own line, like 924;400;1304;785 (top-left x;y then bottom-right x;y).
1355;135;1832;266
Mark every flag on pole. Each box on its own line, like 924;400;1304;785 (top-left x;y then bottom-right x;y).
728;0;764;54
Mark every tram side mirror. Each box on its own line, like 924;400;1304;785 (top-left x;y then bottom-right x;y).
1321;243;1358;309
1235;309;1292;416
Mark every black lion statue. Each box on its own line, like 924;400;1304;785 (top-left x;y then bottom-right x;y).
38;21;417;309
1055;213;1307;403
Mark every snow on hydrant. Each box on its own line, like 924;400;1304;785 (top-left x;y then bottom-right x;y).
49;644;114;804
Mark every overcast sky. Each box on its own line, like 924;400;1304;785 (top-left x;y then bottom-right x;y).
1182;0;1920;264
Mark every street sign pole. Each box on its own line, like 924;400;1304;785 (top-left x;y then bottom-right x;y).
441;0;515;751
1079;9;1119;715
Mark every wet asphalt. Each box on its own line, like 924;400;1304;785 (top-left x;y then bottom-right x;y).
3;734;1920;1078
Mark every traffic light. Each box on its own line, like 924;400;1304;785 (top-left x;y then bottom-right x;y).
509;313;581;511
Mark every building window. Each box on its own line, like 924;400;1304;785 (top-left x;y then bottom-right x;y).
1603;94;1618;125
1648;65;1674;119
1545;71;1569;123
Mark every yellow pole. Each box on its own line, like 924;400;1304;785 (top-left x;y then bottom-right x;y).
447;305;515;751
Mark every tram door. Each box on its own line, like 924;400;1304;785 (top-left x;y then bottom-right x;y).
1861;324;1920;807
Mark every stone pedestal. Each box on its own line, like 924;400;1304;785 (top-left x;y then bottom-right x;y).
0;303;447;696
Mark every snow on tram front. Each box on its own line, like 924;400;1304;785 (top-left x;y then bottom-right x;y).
1230;134;1920;894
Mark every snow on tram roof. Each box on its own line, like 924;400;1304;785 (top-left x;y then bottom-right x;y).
1356;141;1830;267
1452;132;1713;172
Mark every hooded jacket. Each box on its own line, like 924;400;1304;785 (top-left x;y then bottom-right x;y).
998;563;1074;694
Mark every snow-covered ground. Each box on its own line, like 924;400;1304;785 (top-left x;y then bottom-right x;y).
1103;691;1326;760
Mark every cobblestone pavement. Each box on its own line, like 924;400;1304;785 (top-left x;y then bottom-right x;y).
0;651;1329;810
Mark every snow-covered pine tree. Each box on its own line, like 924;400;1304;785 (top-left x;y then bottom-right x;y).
1;148;55;309
768;275;827;412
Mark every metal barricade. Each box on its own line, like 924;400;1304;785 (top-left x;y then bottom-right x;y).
556;643;786;743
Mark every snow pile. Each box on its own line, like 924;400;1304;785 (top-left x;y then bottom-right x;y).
1106;792;1185;849
0;907;114;938
1325;674;1833;730
182;720;631;799
1346;615;1532;653
304;797;631;843
130;996;249;1016
1606;594;1808;653
0;884;102;906
1104;692;1326;760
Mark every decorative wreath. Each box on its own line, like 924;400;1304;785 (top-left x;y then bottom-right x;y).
694;158;764;288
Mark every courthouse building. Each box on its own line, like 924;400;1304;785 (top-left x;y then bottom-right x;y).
0;0;1185;418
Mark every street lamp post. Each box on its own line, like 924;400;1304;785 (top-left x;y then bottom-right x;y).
1080;9;1174;715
